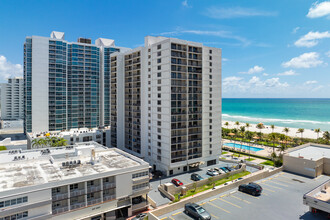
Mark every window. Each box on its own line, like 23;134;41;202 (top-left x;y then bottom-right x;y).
157;58;161;63
157;51;161;56
210;68;212;73
209;49;212;54
132;171;149;179
210;62;212;67
209;119;212;123
157;86;161;91
158;135;161;140
209;75;212;79
210;151;212;155
133;182;149;190
209;100;212;104
0;196;28;208
209;56;212;60
157;65;161;70
169;170;173;175
209;125;212;129
210;94;212;98
157;121;161;126
148;68;151;72
209;81;212;85
158;114;161;119
209;138;212;142
158;93;161;98
148;49;151;52
1;211;28;220
158;79;161;84
158;128;161;133
157;156;162;161
157;100;161;105
157;107;161;112
209;132;212;136
157;72;161;77
158;142;161;147
148;74;151;78
210;88;212;92
157;44;161;50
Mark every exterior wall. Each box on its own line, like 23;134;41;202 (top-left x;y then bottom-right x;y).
283;155;317;178
323;158;330;175
0;78;24;120
31;36;49;133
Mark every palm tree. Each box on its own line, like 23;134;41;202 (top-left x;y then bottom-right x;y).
270;124;275;133
268;133;277;154
57;138;67;147
245;123;250;131
238;127;245;157
323;131;330;144
224;122;229;129
314;128;321;139
245;131;253;159
297;128;304;139
283;127;290;137
279;145;286;156
256;123;264;133
235;121;240;129
32;139;40;148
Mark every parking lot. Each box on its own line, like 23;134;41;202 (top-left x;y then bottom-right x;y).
158;172;330;220
149;161;259;206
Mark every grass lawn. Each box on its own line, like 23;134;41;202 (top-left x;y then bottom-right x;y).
221;151;228;155
0;146;7;151
173;171;251;202
232;153;241;157
260;160;274;166
246;158;255;161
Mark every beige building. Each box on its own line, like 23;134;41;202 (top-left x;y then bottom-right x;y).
283;143;330;178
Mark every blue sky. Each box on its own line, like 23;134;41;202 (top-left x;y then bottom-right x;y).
0;0;329;98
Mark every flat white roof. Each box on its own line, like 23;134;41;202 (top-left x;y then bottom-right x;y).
288;145;330;160
0;142;147;192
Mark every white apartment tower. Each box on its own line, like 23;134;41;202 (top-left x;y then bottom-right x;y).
111;36;222;175
0;77;24;120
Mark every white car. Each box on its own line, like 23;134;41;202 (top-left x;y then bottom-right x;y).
207;169;218;176
214;167;225;174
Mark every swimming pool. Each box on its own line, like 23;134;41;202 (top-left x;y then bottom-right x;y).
223;143;264;152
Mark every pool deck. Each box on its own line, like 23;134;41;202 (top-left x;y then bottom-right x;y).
222;139;280;158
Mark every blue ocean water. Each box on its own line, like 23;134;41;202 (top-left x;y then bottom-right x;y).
222;98;330;131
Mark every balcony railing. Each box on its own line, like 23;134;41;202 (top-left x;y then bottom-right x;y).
103;182;116;189
52;193;68;201
103;194;116;202
70;189;85;197
87;198;102;206
70;202;86;210
87;185;101;193
52;206;69;215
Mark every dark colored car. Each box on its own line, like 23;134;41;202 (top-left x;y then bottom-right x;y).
225;166;234;172
191;173;204;181
184;203;211;220
220;167;228;173
238;182;263;196
172;178;183;187
132;213;147;220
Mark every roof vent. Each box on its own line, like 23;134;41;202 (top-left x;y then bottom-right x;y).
78;38;91;44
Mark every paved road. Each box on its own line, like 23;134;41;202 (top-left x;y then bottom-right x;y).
158;172;330;220
149;161;259;207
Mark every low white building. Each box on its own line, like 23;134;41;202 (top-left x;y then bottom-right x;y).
27;127;111;149
0;142;150;219
0;77;24;120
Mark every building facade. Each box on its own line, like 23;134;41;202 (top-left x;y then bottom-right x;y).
23;32;128;133
0;142;150;220
110;36;222;175
0;77;24;120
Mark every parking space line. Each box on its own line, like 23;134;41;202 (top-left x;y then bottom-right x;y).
207;201;231;213
237;191;259;199
211;214;220;219
270;181;288;187
172;211;181;216
262;192;269;196
275;178;293;184
199;202;207;206
210;198;217;202
263;187;275;192
230;195;251;204
160;217;168;220
168;216;175;220
219;198;241;208
262;183;283;190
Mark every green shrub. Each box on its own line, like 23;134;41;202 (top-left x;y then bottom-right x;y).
0;146;7;151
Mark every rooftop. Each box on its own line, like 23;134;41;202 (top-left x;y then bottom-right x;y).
0;142;146;192
28;127;110;139
288;144;330;160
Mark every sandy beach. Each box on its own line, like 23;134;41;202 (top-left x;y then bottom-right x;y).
222;120;324;140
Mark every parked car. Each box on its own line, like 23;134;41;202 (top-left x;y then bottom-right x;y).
214;167;225;174
206;169;218;176
191;173;204;181
225;166;234;172
238;182;263;196
184;203;211;220
220;167;229;173
132;213;147;220
171;178;183;187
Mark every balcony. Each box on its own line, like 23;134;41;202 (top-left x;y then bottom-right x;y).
70;189;85;197
103;194;116;202
87;185;102;193
52;193;68;201
70;202;86;210
103;182;116;189
52;206;69;215
87;198;102;206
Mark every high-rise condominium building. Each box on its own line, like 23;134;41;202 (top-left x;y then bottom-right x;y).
0;142;150;219
0;77;24;120
23;32;129;133
111;36;222;175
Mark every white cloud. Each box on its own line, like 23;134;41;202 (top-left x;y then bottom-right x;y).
222;58;229;62
292;27;300;34
282;52;323;68
158;28;250;46
239;65;265;74
307;1;330;18
204;6;277;19
0;55;23;82
263;73;269;76
277;70;298;76
304;80;318;85
223;76;289;95
182;0;191;8
326;50;330;57
311;85;324;92
294;31;330;47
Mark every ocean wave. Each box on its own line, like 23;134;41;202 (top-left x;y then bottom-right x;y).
222;114;330;125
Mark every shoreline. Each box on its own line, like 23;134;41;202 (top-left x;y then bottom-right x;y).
222;120;323;140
